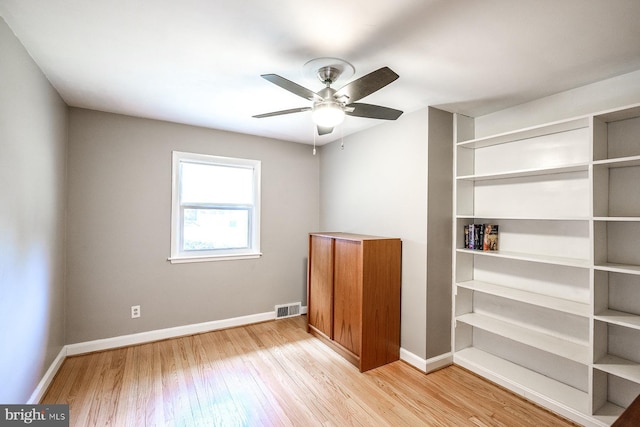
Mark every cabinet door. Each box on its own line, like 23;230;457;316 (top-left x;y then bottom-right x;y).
308;235;334;338
333;239;363;356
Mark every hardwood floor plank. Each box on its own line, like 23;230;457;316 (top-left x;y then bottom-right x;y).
223;327;297;425
112;346;135;425
150;342;168;426
43;353;83;403
42;316;577;426
253;321;367;425
159;337;195;426
192;333;241;426
240;337;324;425
101;347;127;425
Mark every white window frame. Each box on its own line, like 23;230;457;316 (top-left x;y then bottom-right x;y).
169;151;261;263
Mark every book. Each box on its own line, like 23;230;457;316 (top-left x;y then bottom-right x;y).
464;225;469;249
483;224;499;251
463;224;499;251
475;224;484;251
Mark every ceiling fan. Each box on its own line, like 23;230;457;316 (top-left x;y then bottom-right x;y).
253;58;403;136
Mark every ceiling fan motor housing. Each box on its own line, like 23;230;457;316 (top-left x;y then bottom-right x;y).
317;65;344;85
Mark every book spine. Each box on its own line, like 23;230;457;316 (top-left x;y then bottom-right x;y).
468;224;474;250
464;225;469;249
474;224;483;251
483;224;489;251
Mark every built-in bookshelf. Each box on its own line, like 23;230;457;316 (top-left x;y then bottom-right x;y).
591;106;640;424
452;104;640;427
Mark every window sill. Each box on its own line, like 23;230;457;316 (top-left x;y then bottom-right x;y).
168;252;262;264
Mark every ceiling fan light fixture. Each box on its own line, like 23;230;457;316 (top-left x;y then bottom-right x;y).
312;102;345;127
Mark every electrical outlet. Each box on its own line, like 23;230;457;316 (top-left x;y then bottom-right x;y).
131;305;141;319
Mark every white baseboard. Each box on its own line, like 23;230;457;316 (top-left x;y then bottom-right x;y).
400;348;427;371
28;346;67;404
67;309;308;356
425;352;454;372
33;306;308;400
400;348;453;373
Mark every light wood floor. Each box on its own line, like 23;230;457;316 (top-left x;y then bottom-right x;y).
43;316;577;426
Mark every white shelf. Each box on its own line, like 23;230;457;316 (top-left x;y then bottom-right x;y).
457;117;589;149
595;354;640;385
594;217;640;222
456;313;590;364
458;216;638;222
457;280;590;317
592;402;626;426
595;104;640;123
456;248;590;268
595;263;640;276
595;309;640;330
454;347;590;416
456;163;589;181
457;215;589;221
593;155;640;169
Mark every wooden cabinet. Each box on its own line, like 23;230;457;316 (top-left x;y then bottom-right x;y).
307;232;401;372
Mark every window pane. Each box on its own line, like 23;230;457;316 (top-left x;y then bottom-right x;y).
181;162;253;205
183;208;250;251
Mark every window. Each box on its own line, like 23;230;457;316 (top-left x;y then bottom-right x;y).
170;151;261;263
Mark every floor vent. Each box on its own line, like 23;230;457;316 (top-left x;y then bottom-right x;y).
275;302;301;319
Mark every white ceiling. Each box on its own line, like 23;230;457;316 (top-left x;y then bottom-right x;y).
2;0;640;144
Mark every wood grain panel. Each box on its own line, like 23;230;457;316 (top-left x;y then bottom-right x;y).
307;235;333;338
333;239;363;355
361;238;402;371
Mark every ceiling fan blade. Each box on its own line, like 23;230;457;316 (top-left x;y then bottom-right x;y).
253;107;311;118
346;103;403;120
317;125;334;135
333;67;399;103
261;74;323;101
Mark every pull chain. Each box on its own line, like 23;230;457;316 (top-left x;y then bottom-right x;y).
312;124;317;155
340;124;344;150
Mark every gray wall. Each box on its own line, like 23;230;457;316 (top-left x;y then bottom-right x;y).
0;18;67;403
425;107;453;359
66;109;319;343
319;109;429;358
